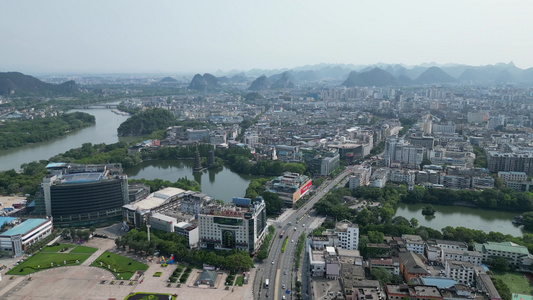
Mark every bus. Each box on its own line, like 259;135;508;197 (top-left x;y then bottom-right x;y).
280;230;285;238
264;279;269;288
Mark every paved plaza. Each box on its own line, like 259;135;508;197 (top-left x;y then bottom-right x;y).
0;234;255;300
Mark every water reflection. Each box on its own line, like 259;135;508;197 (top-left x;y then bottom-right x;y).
124;159;257;203
395;203;526;236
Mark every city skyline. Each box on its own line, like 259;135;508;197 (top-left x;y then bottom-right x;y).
1;0;533;74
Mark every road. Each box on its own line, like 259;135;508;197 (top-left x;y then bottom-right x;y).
253;168;351;300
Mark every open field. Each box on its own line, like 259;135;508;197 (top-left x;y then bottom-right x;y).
6;252;91;275
493;272;533;295
90;251;148;280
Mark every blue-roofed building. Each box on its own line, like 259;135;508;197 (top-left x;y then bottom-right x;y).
420;277;458;289
0;218;52;257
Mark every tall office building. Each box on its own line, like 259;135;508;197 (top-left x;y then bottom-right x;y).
37;163;129;227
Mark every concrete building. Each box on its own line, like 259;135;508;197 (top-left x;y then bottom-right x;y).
0;218;52;257
265;172;312;205
123;187;185;228
389;169;416;185
187;129;210;142
180;191;214;216
399;251;430;282
445;260;475;286
487;151;533;173
386;284;443;300
370;169;388;188
198;196;267;254
335;220;359;250
432;122;456;134
321;154;340;176
349;166;371;190
474;241;530;266
39;163;129;227
175;221;199;248
498;171;527;184
402;234;425;255
467;112;489;123
369;258;400;275
442;249;482;266
441;175;471;190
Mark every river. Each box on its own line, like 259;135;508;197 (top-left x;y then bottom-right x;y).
124;159;256;203
395;203;526;236
0;108;132;171
0;108;254;202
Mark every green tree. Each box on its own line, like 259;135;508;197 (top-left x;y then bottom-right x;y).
489;257;510;272
410;218;419;228
421;205;436;216
371;267;392;285
367;231;385;243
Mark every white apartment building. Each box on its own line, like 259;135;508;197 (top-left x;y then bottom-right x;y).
335;220;359;250
445;260;475;285
442;249;482;266
370;169;388;188
402;234;425;255
498;171;527;184
389;169;416;185
349;166;371;190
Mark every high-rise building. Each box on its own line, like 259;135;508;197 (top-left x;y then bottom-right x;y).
38;163;129;227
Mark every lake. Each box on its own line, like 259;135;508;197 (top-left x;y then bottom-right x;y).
395;203;526;236
124;159;256;203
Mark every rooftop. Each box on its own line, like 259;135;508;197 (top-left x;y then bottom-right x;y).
1;218;48;236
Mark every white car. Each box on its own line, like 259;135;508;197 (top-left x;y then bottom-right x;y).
271;260;274;265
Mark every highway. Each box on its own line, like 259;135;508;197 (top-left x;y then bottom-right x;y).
253;168;351;300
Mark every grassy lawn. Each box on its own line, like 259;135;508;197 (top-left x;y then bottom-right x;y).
90;251;148;280
41;244;74;252
493;272;532;295
6;252;91;275
235;275;244;286
71;246;97;254
124;293;176;300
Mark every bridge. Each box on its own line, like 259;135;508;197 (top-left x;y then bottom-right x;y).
72;104;118;109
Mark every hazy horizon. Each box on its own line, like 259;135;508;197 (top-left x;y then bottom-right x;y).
2;0;532;74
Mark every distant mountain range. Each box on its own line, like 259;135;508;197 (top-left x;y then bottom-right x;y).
0;72;80;96
208;62;533;88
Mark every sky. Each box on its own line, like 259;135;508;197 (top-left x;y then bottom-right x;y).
1;0;532;75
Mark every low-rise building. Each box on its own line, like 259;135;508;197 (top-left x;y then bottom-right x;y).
442;249;482;266
399;251;430;282
474;241;530;266
386;284;443;300
265;172;312;205
369;257;400;275
0;218;53;257
445;260;475;285
402;234;425;255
